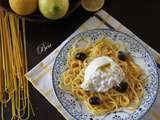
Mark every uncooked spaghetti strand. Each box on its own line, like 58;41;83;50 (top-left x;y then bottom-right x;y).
0;30;3;101
1;102;4;120
21;19;29;100
4;15;15;99
1;17;7;94
0;9;33;120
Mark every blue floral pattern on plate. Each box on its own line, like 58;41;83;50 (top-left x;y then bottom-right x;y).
52;29;159;120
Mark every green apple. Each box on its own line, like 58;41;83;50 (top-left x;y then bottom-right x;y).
39;0;69;20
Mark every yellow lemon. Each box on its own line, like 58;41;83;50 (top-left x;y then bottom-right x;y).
9;0;38;16
39;0;69;20
81;0;105;12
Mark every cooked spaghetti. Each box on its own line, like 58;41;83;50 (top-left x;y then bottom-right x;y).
60;38;145;115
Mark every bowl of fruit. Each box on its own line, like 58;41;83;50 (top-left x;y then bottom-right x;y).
0;0;81;21
0;0;105;22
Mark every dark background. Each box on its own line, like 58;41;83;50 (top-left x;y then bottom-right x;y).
23;0;160;120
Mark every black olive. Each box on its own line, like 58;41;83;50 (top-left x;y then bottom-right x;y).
118;51;126;61
115;82;128;93
75;52;87;61
89;97;101;105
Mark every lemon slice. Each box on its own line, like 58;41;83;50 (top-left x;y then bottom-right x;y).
81;0;105;12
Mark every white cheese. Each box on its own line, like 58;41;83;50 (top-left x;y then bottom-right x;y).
81;56;125;93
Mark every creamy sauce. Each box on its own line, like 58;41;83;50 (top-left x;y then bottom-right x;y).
81;56;125;93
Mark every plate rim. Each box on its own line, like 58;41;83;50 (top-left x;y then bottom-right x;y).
52;28;160;120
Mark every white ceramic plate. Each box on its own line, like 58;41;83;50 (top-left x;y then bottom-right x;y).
52;29;159;120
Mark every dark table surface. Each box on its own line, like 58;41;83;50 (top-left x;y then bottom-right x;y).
25;0;160;120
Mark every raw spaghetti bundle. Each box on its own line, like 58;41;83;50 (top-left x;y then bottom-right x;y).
0;9;34;120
